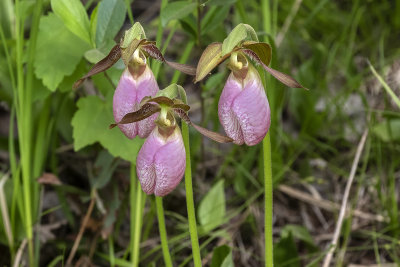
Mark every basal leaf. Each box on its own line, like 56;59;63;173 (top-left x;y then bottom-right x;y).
34;14;89;91
96;0;126;47
198;180;226;232
51;0;91;45
160;1;197;27
72;95;143;161
274;232;301;266
211;245;234;267
373;119;400;142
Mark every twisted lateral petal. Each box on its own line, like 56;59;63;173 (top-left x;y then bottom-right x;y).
218;66;271;146
136;127;186;196
113;66;159;139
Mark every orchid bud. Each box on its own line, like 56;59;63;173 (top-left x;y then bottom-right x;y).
136;126;186;196
113;64;159;139
218;64;271;146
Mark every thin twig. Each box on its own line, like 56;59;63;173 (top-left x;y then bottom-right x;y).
0;173;13;248
322;129;369;267
278;183;385;223
275;0;303;47
13;239;27;267
66;191;97;266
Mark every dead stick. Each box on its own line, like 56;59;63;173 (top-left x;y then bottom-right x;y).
322;129;369;267
66;191;96;266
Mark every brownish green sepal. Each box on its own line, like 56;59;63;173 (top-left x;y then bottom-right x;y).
109;103;161;128
73;44;121;88
140;43;196;75
194;42;231;83
121;38;146;66
173;108;233;143
141;96;190;112
241;41;272;67
242;49;307;90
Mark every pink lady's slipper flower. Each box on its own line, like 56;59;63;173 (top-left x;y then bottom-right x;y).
113;50;159;139
136;126;186;196
218;60;271;146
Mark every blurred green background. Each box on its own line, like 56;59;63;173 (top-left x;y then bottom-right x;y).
0;0;399;266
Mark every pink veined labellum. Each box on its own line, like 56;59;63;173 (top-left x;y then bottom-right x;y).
218;53;271;146
113;49;159;139
136;123;186;197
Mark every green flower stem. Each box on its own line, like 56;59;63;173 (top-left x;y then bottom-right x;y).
155;197;173;267
130;164;143;266
109;234;115;267
181;122;202;267
263;133;273;267
123;7;143;267
174;76;203;265
15;0;33;264
178;80;201;267
261;1;275;266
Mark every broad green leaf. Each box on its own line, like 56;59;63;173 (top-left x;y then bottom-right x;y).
0;58;13;103
198;180;226;232
0;0;14;37
201;5;230;35
211;245;234;267
373;119;400;142
180;16;197;40
91;67;123;97
59;60;87;92
74;44;121;88
281;224;316;247
51;0;91;44
121;22;146;48
92;150;118;189
221;23;258;56
34;14;90;91
18;0;35;22
71;95;143;161
56;95;75;143
274;232;300;266
207;0;237;5
160;1;197;27
96;0;126;47
32;76;51;101
85;49;107;63
195;42;230;83
90;4;99;45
